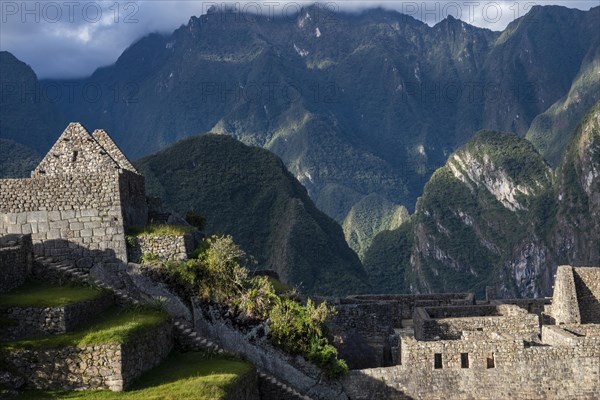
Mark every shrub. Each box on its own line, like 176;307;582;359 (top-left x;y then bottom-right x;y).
140;252;159;263
143;234;348;378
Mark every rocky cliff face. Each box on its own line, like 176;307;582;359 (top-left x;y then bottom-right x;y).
551;103;600;266
2;5;590;257
365;102;600;298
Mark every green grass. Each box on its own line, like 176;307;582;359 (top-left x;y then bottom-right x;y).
0;281;106;309
127;224;193;237
16;352;253;400
0;308;169;350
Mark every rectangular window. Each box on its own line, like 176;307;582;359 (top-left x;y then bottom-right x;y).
461;353;469;368
434;353;442;369
72;150;79;162
487;352;495;369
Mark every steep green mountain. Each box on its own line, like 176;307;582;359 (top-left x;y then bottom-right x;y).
136;133;370;295
365;102;600;298
0;51;62;152
0;139;41;178
525;33;600;165
342;194;408;260
14;4;593;257
0;5;597;258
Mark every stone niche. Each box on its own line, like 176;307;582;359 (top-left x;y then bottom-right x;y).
2;321;173;391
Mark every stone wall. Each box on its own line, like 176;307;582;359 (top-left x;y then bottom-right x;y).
2;321;172;391
341;293;475;320
225;369;260;400
192;300;348;400
549;265;581;324
0;234;32;293
344;350;600;400
127;232;195;263
326;301;397;369
119;322;173;388
119;170;148;230
0;170;147;267
414;305;539;341
573;267;600;323
1;293;113;340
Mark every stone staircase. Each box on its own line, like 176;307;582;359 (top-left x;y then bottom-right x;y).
34;256;227;356
33;256;317;400
257;370;315;400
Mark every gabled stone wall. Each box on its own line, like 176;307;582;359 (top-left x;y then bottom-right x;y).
1;123;149;267
550;265;581;324
0;173;127;265
573;267;600;323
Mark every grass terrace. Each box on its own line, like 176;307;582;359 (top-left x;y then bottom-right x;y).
127;224;193;237
0;280;107;309
0;307;169;351
15;352;254;400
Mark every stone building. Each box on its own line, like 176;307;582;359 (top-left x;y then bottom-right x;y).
0;123;148;267
342;265;600;399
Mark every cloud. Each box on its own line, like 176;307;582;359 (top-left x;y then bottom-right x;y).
0;0;596;79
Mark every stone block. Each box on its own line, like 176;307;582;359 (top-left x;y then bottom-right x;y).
61;210;76;220
48;211;61;222
47;229;61;240
7;225;22;234
80;229;93;238
27;211;47;223
81;210;98;218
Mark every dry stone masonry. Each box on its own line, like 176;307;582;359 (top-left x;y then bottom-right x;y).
342;265;600;399
0;123;148;267
127;232;196;262
1;293;113;340
3;322;172;391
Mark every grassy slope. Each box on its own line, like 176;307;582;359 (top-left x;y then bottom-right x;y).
17;352;253;400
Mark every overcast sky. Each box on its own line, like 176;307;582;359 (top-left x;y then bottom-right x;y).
0;0;597;79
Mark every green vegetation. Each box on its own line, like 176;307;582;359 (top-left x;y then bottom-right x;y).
127;224;193;237
365;101;600;297
137;134;369;295
0;139;41;179
269;298;348;377
1;308;168;351
16;352;253;400
0;281;106;309
145;235;348;378
462;131;551;188
342;193;409;259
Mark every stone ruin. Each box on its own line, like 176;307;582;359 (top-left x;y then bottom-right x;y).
0;122;146;267
0;122;195;268
340;265;600;399
1;123;599;399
